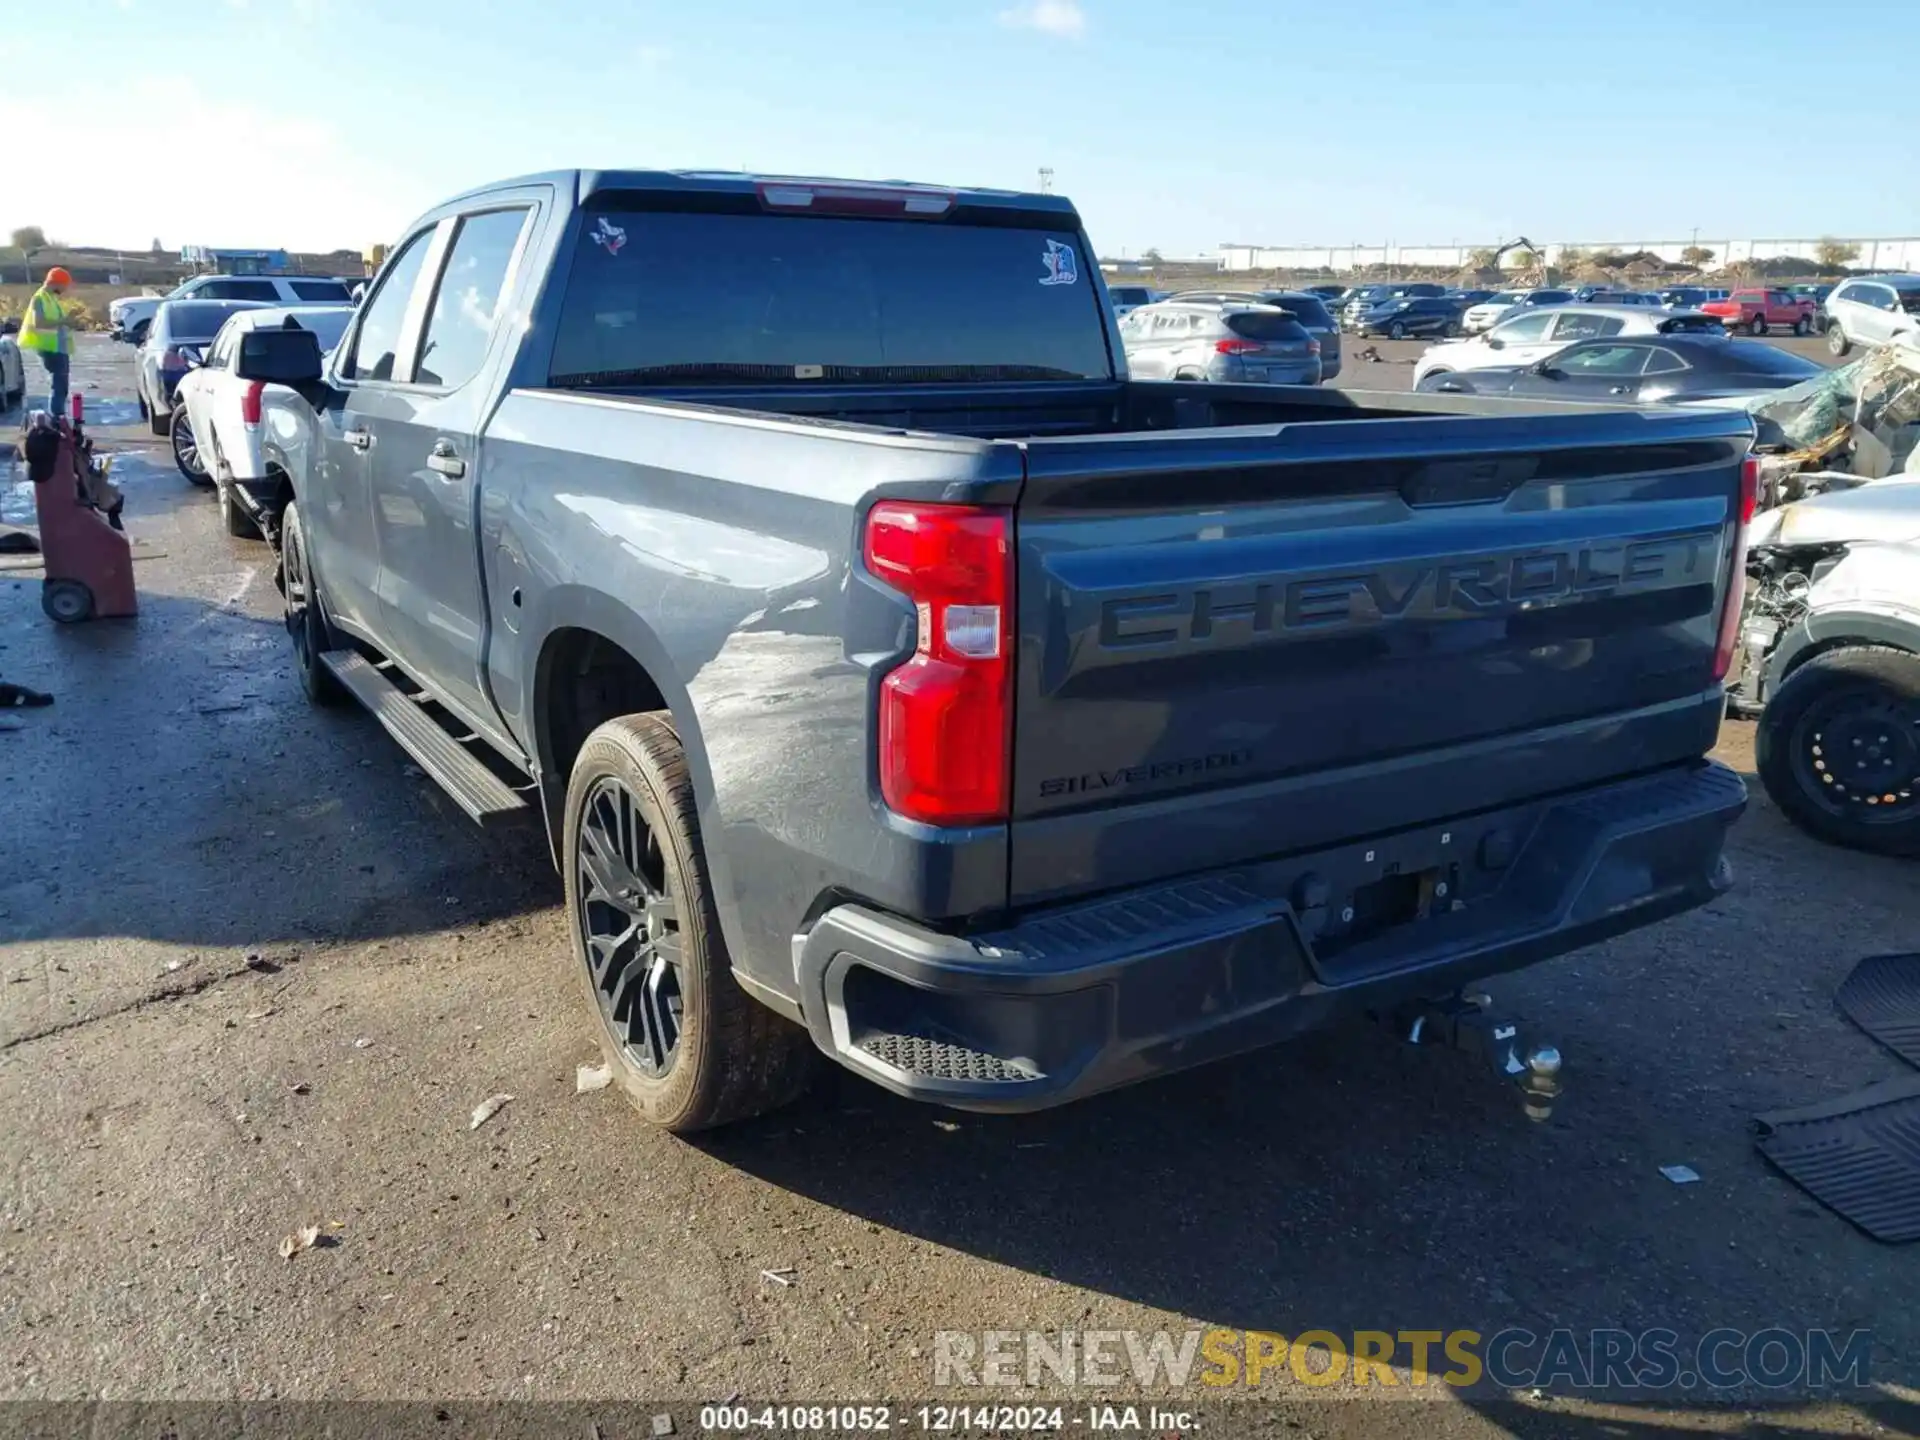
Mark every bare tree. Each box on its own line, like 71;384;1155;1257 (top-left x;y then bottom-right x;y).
1814;237;1861;271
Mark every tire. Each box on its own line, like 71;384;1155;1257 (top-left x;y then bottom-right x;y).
1827;322;1851;358
1388;321;1406;340
1756;645;1920;858
1748;315;1768;336
170;405;212;486
220;478;262;539
147;389;169;437
136;391;149;425
41;579;94;624
564;713;816;1133
130;320;150;346
280;502;344;706
1793;316;1811;337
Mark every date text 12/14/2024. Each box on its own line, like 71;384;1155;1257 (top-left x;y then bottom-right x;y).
697;1405;1198;1433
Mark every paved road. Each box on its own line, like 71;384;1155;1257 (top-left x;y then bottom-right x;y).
0;340;1912;1436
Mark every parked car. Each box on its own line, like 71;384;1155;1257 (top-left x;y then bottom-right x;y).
254;167;1750;1134
1338;285;1397;327
1351;295;1462;340
1822;274;1920;357
1415;333;1829;405
1786;283;1835;305
1700;287;1818;336
1459;289;1573;334
1412;305;1723;388
170;305;354;534
1578;290;1663;307
1448;289;1496;306
1302;283;1348;303
134;300;270;434
1162;289;1342;378
1732;478;1920;855
1661;287;1730;309
111;274;355;345
1107;285;1157;319
1121;301;1321;384
0;319;23;410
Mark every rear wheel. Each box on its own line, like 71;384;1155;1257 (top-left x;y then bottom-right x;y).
280;502;344;706
1827;321;1851;357
564;713;816;1133
1757;646;1920;857
147;386;169;436
131;320;150;346
1793;315;1812;336
1748;314;1769;336
170;406;212;486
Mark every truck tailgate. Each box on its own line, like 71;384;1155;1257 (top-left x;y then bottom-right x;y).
1010;408;1751;905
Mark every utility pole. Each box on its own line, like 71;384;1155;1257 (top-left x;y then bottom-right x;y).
1037;167;1054;194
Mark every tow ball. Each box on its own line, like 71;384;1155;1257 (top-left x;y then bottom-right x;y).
1386;993;1564;1122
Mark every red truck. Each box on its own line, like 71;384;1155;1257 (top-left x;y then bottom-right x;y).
1701;287;1818;337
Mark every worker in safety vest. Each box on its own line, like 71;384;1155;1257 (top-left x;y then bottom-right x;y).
18;267;77;421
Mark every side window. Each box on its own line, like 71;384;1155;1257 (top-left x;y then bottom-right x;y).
204;279;277;302
1493;312;1555;343
1556;344;1650;376
1641;347;1689;376
1831;283;1857;307
345;230;436;383
206;327;238;369
1548;313;1618;342
1874;286;1899;312
414;208;529;390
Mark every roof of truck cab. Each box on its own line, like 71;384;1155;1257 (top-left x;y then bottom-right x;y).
432;169;1079;220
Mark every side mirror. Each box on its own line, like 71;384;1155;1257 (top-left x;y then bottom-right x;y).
1485;337;1505;350
1533;362;1562;378
235;326;324;385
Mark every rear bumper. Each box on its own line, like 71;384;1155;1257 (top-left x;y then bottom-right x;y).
794;761;1745;1112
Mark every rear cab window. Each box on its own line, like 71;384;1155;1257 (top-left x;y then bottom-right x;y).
548;205;1115;386
289;280;353;302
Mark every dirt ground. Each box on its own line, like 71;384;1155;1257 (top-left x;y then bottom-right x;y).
0;340;1914;1437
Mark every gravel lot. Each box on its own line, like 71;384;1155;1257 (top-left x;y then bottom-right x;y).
0;338;1912;1437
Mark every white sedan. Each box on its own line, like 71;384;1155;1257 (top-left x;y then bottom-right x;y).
171;305;352;537
1412;305;1720;390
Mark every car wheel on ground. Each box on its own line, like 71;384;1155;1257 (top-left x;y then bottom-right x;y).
1748;315;1769;336
563;712;816;1133
1828;322;1851;358
280;503;345;707
147;391;170;437
130;321;150;346
41;578;94;624
1793;316;1812;336
170;406;212;486
1756;645;1920;858
1388;321;1406;340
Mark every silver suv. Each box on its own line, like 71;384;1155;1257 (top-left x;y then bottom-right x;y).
1162;289;1342;380
1823;274;1920;357
1118;301;1323;385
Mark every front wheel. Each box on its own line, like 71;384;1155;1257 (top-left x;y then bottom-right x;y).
1828;322;1851;357
280;502;344;706
42;579;94;624
170;406;212;486
219;479;262;539
1757;646;1920;857
1388;321;1407;340
131;320;150;346
564;713;816;1133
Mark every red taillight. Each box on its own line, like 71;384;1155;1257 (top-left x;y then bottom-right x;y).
863;501;1012;825
241;380;265;428
1215;338;1263;355
1307;339;1322;355
1711;455;1761;682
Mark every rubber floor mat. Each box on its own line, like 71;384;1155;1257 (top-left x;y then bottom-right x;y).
1838;953;1920;1070
1756;1075;1920;1243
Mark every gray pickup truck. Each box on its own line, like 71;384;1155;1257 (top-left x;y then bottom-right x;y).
241;169;1754;1132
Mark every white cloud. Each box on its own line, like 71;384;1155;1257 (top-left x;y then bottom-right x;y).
635;43;671;70
998;0;1086;39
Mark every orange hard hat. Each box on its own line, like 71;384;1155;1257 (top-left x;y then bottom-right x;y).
45;267;72;287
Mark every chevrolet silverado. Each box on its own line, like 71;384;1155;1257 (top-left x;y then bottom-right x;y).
242;169;1754;1132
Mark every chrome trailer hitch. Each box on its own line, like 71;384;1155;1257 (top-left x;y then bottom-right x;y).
1386;992;1564;1122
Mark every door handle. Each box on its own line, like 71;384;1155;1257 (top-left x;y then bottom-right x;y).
1608;385;1631;395
343;427;372;451
427;441;466;478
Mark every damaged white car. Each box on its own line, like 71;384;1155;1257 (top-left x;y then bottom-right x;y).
1732;479;1920;856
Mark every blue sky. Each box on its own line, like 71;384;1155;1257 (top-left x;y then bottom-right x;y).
7;0;1912;257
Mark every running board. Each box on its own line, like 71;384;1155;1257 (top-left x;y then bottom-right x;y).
319;650;531;825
